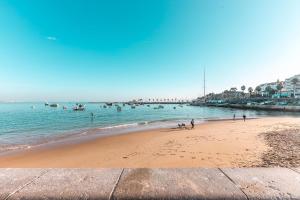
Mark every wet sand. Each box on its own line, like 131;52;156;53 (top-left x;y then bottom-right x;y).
0;117;299;168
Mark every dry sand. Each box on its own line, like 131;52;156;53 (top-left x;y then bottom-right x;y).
0;117;299;168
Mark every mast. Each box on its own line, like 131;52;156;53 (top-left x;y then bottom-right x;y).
204;67;206;98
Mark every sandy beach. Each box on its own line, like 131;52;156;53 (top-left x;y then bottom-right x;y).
0;117;299;168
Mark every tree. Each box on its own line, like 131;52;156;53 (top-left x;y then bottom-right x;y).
240;85;246;98
265;86;273;97
241;85;246;93
248;87;253;96
291;78;299;98
255;86;262;93
276;81;283;98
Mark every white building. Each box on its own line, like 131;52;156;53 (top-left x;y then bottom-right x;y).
257;82;278;96
285;74;300;98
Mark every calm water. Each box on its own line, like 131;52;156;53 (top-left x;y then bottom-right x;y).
0;102;299;153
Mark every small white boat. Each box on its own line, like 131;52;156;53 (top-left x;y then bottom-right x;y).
73;104;85;111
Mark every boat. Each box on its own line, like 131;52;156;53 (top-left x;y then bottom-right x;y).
73;104;85;111
45;102;49;106
106;103;113;106
131;106;136;109
158;105;164;109
103;105;107;108
117;106;122;112
50;103;59;107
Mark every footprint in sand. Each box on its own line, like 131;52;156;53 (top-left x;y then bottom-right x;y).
123;156;128;159
192;157;196;159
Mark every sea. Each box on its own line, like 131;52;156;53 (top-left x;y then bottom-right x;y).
0;102;299;153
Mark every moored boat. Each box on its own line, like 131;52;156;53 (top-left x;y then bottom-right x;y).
117;106;122;112
50;103;59;107
73;104;85;111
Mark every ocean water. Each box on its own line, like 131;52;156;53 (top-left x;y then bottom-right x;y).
0;102;298;153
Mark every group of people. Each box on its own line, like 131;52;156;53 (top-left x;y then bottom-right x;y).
178;119;195;129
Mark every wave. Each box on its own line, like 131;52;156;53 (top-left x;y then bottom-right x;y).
96;122;140;130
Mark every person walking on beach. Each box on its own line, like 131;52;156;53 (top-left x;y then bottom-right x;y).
233;114;236;121
243;114;246;122
191;119;195;129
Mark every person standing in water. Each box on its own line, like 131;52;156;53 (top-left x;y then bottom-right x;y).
191;119;195;129
90;112;94;121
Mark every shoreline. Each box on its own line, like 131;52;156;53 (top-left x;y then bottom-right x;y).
1;116;299;168
0;117;255;157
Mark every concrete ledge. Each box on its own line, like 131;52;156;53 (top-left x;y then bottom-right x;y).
222;168;300;199
113;168;246;200
1;168;300;200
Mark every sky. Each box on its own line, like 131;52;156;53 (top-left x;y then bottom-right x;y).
0;0;300;102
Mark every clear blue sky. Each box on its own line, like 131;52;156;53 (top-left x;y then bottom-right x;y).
0;0;300;102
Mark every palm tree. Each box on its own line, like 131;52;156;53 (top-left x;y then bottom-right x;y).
276;81;283;98
291;78;299;98
248;87;253;97
241;85;246;93
255;86;262;96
